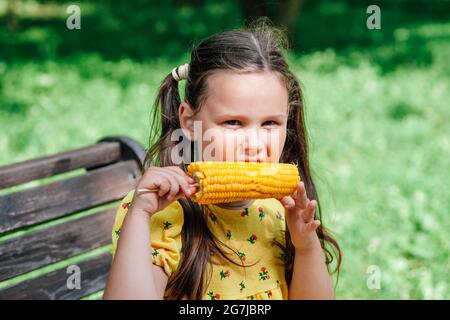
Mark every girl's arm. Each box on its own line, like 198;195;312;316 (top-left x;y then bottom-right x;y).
288;234;334;300
103;166;196;300
280;182;334;300
103;207;168;300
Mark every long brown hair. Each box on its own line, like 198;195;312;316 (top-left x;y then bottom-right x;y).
142;19;342;299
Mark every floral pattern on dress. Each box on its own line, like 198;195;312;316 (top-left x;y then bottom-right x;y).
112;192;289;301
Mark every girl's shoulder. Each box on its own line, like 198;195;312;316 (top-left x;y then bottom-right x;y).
111;190;184;276
111;189;185;253
117;189;185;228
111;190;185;277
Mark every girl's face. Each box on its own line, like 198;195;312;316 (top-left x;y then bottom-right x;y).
180;70;289;164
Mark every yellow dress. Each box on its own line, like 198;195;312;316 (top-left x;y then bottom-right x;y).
110;189;289;300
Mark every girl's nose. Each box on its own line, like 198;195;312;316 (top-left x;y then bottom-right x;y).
242;130;266;158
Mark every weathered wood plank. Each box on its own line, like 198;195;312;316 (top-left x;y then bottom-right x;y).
0;160;140;235
0;207;118;281
0;253;112;300
0;142;122;189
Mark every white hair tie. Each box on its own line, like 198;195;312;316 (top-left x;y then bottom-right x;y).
171;63;189;81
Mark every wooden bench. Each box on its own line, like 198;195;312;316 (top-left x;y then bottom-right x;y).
0;136;146;299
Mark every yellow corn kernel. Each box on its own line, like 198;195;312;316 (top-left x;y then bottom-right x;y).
186;161;300;204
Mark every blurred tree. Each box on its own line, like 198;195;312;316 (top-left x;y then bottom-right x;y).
242;0;304;43
175;0;204;5
277;0;303;42
6;0;19;32
243;0;269;22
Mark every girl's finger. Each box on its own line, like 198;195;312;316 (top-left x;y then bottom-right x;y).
306;220;320;232
294;182;309;210
165;166;195;184
151;175;170;197
174;188;190;200
291;187;298;200
280;196;296;210
157;167;192;195
303;200;317;223
152;170;179;199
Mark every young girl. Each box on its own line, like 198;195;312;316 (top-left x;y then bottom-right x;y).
103;22;341;300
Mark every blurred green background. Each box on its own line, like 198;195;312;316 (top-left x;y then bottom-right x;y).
0;0;449;299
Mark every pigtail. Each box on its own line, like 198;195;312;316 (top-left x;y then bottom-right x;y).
144;74;182;169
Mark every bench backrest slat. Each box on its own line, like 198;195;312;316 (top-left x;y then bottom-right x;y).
0;142;122;189
0;160;140;235
0;207;116;282
0;253;111;300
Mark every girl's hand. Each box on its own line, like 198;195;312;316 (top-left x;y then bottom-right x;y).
131;166;198;216
280;181;320;251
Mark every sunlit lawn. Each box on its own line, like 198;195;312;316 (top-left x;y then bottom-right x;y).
0;4;449;299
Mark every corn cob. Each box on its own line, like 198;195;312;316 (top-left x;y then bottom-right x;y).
186;161;300;204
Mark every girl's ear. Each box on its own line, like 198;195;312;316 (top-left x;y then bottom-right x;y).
179;102;196;141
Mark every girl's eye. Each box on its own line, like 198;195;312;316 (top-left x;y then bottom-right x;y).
263;120;278;126
224;120;241;126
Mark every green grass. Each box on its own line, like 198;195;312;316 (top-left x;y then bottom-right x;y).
0;6;449;299
296;22;450;299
